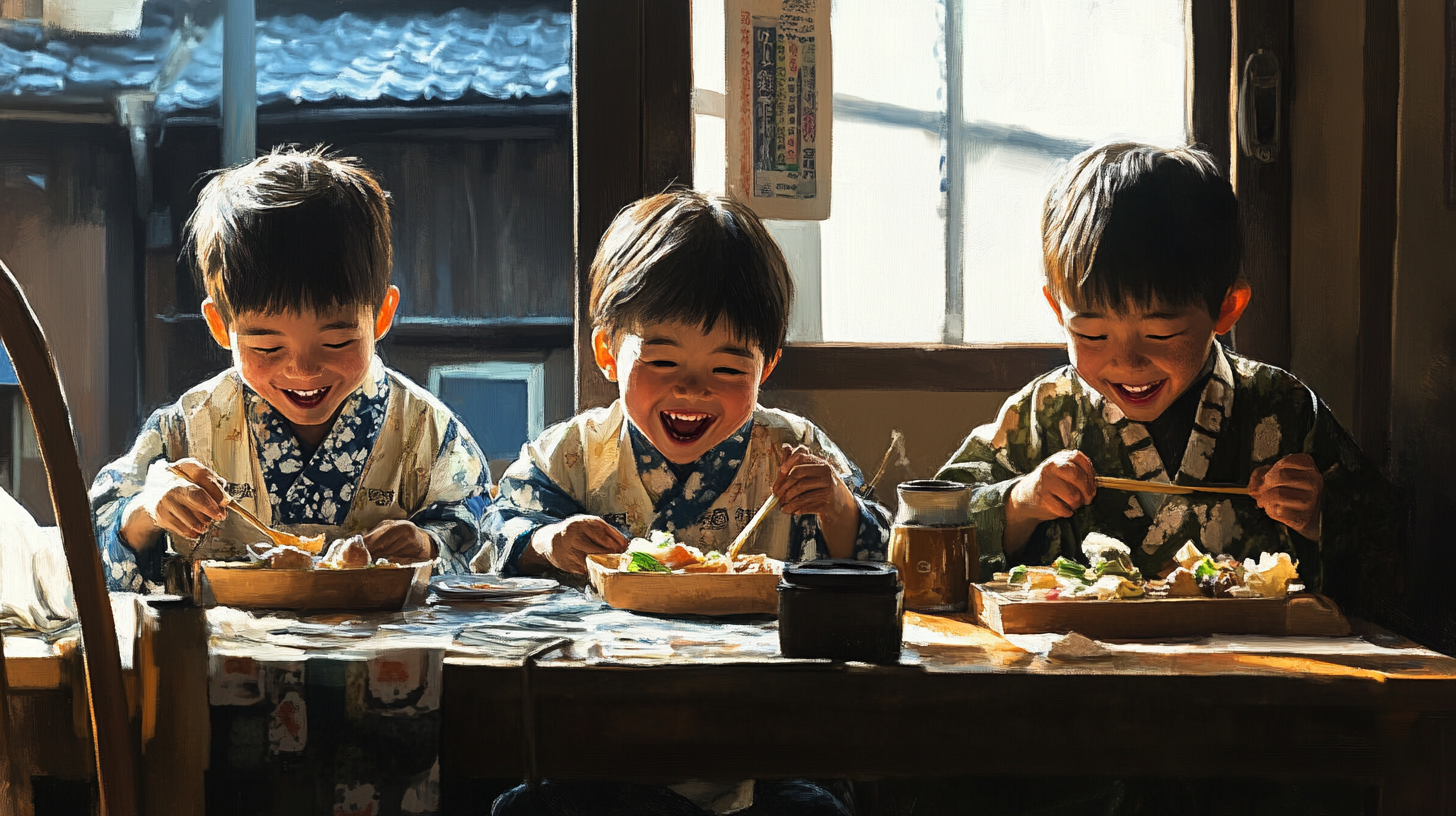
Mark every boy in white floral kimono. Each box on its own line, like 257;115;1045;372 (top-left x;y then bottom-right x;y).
91;148;490;593
487;190;890;579
487;193;881;815
937;143;1401;625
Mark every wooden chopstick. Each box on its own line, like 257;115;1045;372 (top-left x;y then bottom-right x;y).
727;493;780;561
1095;476;1250;496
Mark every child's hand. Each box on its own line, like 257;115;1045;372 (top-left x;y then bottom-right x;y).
526;515;630;575
1009;450;1097;523
1249;453;1322;540
122;458;228;549
773;444;859;558
363;519;436;563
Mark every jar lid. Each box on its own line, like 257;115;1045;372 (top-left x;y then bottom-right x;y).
780;559;900;590
897;479;968;492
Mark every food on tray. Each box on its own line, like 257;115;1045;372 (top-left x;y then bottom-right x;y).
251;536;401;571
995;537;1301;601
318;535;371;570
617;530;784;575
257;544;314;570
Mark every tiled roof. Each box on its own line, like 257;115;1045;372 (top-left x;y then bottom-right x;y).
156;8;570;114
0;6;173;98
0;5;570;114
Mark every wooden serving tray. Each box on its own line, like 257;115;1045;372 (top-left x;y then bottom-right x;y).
972;582;1350;639
200;561;426;611
585;553;780;616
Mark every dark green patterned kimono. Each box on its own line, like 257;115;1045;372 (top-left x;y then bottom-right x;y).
938;343;1401;620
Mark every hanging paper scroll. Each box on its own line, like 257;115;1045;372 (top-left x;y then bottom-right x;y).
726;0;832;220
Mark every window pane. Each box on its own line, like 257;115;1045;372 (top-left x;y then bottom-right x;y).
958;0;1187;343
693;0;947;344
821;119;946;343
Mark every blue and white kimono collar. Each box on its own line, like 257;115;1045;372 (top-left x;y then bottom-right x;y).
627;417;754;535
242;356;392;527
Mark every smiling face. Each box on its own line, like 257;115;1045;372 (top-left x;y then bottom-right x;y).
1046;283;1249;423
203;287;399;446
594;320;779;464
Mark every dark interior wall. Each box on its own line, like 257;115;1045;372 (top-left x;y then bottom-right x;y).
1293;0;1456;651
1389;0;1456;652
0;121;135;517
1290;0;1363;428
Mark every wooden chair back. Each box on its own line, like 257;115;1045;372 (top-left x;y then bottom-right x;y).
0;259;138;816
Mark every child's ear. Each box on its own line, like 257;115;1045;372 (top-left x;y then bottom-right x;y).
1042;286;1066;325
759;349;781;385
201;298;231;349
1215;280;1253;335
373;286;401;340
592;328;619;382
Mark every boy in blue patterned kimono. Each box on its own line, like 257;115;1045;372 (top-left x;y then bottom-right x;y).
487;190;887;816
937;143;1400;624
91;148;490;593
487;191;890;579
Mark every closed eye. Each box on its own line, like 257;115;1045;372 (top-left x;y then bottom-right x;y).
324;340;358;349
714;367;746;376
1147;331;1186;341
1074;333;1107;341
250;346;282;355
647;360;677;368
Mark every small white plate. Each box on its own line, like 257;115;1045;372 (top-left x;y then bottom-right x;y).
430;575;560;600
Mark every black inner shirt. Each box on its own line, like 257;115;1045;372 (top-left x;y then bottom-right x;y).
667;458;699;484
1144;353;1215;477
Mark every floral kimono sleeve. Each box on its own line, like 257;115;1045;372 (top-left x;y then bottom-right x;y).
1302;399;1403;624
412;418;492;575
90;408;174;592
937;376;1069;574
484;458;590;578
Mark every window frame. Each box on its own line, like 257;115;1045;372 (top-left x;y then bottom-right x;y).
573;0;1289;402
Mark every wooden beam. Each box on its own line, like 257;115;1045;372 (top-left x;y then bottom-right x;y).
764;345;1068;392
1356;0;1400;470
1231;0;1294;370
1446;0;1456;208
642;0;694;193
1189;0;1233;173
572;0;694;411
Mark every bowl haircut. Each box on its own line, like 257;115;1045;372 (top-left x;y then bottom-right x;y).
590;189;794;361
1043;142;1241;318
185;145;393;324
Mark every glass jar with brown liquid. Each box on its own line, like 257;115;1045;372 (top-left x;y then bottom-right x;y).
888;480;977;612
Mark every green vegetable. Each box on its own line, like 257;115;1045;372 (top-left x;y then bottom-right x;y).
626;551;671;573
1053;557;1089;582
1093;556;1143;583
649;530;677;549
1193;555;1220;580
1007;565;1029;583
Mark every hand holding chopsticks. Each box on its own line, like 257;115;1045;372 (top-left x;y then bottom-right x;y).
728;444;860;562
165;463;324;552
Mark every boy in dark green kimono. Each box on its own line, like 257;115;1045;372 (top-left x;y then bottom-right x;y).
938;142;1400;623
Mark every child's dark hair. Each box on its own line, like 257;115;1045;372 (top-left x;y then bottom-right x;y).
590;190;793;359
1042;143;1241;317
185;145;392;323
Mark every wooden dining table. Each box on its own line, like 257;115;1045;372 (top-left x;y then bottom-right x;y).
6;590;1455;816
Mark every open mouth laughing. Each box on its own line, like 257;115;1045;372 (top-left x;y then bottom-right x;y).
660;410;717;444
279;385;332;410
1109;379;1167;407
